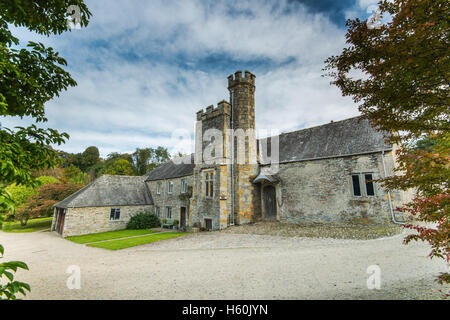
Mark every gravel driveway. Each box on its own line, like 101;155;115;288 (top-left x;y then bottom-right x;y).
0;229;448;300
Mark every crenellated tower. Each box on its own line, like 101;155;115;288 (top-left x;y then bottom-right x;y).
228;70;256;132
227;70;260;225
190;70;260;231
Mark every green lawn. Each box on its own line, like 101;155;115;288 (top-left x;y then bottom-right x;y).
66;229;160;244
1;217;53;233
87;232;190;250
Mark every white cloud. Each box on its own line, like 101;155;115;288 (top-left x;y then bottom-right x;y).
3;0;361;158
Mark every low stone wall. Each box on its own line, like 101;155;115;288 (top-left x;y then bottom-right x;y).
61;205;153;237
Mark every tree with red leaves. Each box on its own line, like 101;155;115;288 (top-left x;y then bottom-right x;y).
324;0;449;292
16;183;82;226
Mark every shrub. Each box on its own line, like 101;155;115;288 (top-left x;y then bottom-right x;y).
127;212;160;230
16;182;82;226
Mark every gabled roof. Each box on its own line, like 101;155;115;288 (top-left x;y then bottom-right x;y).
145;154;195;182
54;175;153;209
258;116;392;165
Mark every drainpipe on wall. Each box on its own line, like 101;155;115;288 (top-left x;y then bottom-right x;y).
381;150;404;225
230;91;235;226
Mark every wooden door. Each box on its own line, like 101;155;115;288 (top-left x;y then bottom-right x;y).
57;211;65;235
180;207;187;229
263;185;277;220
205;219;212;231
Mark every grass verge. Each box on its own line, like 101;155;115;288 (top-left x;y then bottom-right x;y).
87;232;190;250
66;229;160;244
1;217;53;233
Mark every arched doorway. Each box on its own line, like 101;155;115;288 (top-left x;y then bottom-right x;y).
263;185;277;220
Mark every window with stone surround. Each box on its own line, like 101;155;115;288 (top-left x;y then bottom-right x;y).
110;208;121;221
181;178;187;193
351;174;362;197
166;207;172;219
352;173;376;197
156;182;162;195
155;206;160;217
364;173;376;196
168;181;174;194
204;171;214;198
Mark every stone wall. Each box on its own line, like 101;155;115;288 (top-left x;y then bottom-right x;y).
61;205;153;237
146;175;193;223
262;151;405;224
191;100;233;231
190;165;222;230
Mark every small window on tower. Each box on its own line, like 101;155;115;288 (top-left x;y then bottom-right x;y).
351;175;362;197
205;171;214;197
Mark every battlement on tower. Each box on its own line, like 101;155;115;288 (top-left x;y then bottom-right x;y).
196;100;231;121
228;70;255;88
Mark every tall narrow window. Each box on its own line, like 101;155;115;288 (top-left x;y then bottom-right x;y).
110;208;121;221
155;206;160;217
166;207;172;219
181;179;187;193
205;172;214;197
351;175;362;197
209;173;214;197
156;182;161;195
365;174;375;196
168;181;173;194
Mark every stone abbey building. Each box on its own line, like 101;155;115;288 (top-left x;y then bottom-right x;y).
53;71;411;237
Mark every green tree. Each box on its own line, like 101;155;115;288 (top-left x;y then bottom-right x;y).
132;148;152;175
0;0;91;211
324;0;449;290
80;146;99;171
0;243;30;300
4;176;60;214
63;164;88;186
0;0;91;299
132;147;171;175
416;135;437;150
152;147;171;170
104;159;135;176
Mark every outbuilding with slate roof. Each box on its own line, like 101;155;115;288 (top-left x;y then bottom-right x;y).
52;175;153;237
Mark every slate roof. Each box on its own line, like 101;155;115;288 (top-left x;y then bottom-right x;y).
145;154;195;182
258;116;392;165
139;117;391;182
54;175;153;208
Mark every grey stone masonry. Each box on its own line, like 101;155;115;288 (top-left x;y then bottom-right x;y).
60;205;153;237
146;175;193;223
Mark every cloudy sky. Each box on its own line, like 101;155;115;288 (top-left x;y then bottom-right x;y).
3;0;380;157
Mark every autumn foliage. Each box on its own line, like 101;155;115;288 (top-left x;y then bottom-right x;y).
324;0;449;291
16;182;82;226
392;134;449;287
